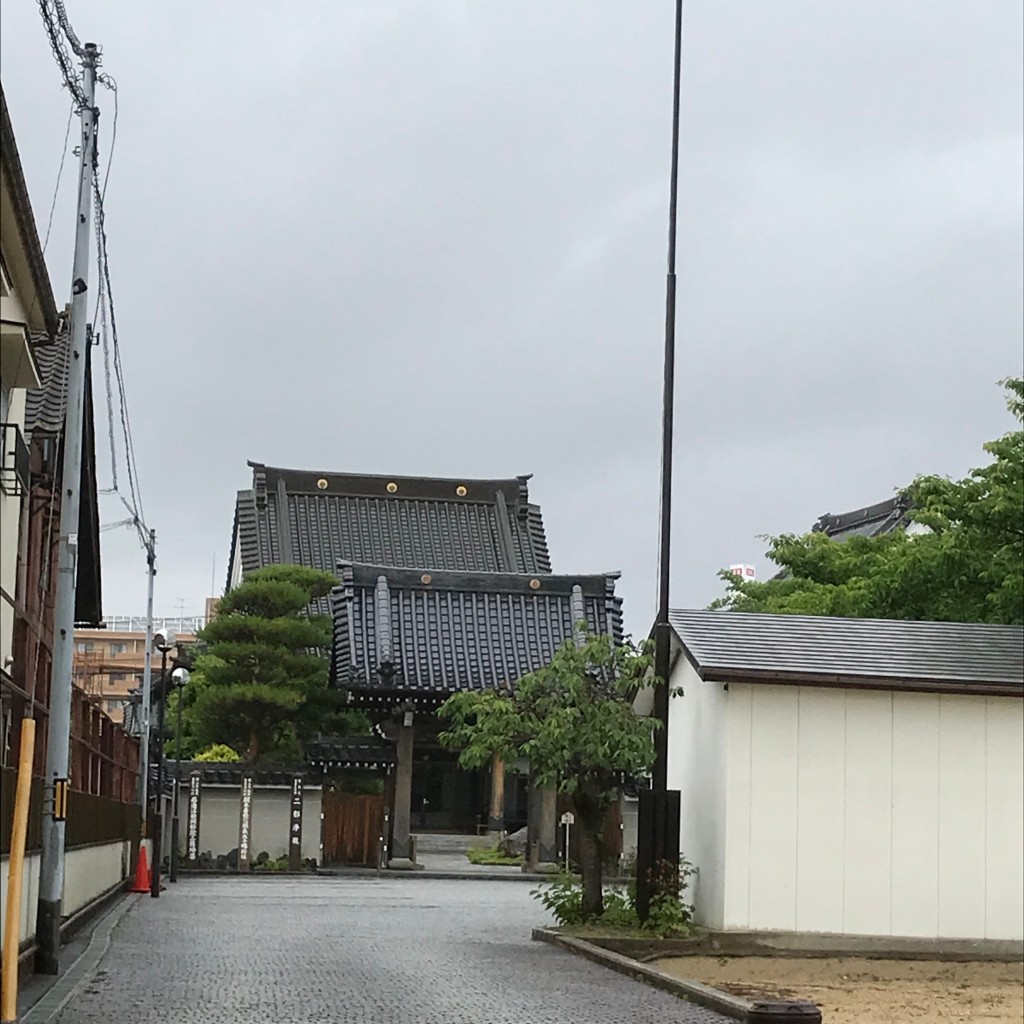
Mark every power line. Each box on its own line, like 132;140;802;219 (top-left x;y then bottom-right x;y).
41;103;74;256
36;0;86;108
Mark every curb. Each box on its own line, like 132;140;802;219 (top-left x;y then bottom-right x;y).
20;894;140;1024
531;927;753;1022
318;868;552;882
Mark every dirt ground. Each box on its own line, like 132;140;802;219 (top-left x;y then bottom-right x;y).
655;956;1024;1024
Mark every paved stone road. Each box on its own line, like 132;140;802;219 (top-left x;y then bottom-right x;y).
54;877;728;1024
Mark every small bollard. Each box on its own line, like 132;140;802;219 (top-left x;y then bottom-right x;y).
748;1000;823;1023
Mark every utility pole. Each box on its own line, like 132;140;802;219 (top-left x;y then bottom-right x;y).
636;0;684;923
35;42;99;975
138;530;156;817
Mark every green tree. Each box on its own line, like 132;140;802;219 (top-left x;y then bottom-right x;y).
185;565;365;764
192;743;242;763
717;377;1024;624
438;633;661;920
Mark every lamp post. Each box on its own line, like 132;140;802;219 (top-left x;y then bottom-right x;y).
151;631;175;898
169;666;190;883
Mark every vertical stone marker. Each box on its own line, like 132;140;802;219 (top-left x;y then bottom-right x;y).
238;774;254;872
289;775;303;871
186;771;202;865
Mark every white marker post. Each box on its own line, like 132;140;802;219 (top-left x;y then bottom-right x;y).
560;811;575;872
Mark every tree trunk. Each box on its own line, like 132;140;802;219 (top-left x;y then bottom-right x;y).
574;788;606;920
245;730;260;766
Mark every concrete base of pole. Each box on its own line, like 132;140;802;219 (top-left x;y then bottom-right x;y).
386;858;423;871
34;899;62;975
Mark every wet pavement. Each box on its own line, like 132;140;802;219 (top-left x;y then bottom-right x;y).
48;876;730;1023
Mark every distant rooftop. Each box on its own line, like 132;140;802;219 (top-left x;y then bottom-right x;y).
812;495;912;541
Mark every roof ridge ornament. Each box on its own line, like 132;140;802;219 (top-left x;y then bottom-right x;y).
374;574;393;667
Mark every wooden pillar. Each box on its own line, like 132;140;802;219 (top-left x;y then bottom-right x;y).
538;785;558;865
388;715;417;868
488;752;505;835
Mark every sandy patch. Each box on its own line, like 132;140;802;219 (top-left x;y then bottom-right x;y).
654;956;1024;1024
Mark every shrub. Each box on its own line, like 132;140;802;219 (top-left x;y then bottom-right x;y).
532;855;695;936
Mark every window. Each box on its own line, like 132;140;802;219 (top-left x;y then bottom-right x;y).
76;641;94;653
109;642;128;655
110;672;126;682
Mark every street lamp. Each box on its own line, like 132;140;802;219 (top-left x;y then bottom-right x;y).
169;666;190;883
151;630;175;898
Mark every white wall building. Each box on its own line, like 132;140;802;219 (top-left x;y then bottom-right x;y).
661;610;1023;942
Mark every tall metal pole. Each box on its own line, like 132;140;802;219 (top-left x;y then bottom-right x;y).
652;0;684;793
35;45;98;975
138;531;156;815
151;645;169;897
637;0;684;924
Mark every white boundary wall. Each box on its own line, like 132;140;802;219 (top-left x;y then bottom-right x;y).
0;840;131;950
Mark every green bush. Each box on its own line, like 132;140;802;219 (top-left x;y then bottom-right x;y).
465;841;523;866
531;856;695;936
193;743;242;763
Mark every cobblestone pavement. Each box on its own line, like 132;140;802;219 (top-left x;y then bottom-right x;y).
54;877;729;1024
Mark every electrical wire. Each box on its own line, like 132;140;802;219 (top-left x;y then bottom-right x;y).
36;0;86;107
38;0;153;556
41;104;74;256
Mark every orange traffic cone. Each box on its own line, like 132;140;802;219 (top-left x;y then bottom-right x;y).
130;844;151;893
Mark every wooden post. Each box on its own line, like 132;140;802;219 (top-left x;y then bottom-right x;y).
538;785;558;865
388;715;417;868
2;719;36;1023
488;753;505;835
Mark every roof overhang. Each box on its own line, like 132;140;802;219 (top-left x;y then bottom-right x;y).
0;85;59;340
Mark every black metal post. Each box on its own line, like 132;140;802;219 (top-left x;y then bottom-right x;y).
638;0;685;923
151;646;169;897
169;677;185;882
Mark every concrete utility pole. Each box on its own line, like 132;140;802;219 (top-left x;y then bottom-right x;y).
35;43;99;975
138;530;156;815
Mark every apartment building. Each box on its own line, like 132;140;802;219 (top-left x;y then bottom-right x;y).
73;617;201;723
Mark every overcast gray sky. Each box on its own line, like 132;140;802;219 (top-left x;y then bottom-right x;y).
2;1;1022;636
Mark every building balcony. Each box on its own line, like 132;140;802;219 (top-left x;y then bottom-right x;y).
0;420;29;495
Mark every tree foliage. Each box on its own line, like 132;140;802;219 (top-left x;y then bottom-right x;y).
716;377;1023;625
192;743;242;763
439;632;661;919
183;565;367;765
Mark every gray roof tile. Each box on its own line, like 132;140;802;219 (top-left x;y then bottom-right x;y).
812;495;912;541
669;609;1024;693
332;565;622;697
305;735;396;768
227;462;552;589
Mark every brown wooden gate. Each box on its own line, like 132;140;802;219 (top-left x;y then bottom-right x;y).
322;791;385;867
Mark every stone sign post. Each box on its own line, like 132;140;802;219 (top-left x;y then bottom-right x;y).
186;771;202;865
288;775;303;871
238;774;254;873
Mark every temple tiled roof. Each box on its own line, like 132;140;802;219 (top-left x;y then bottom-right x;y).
330;563;622;699
812;495;912;541
305;735;397;768
227;461;552;590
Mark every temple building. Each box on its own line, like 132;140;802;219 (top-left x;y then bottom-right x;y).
226;461;623;867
